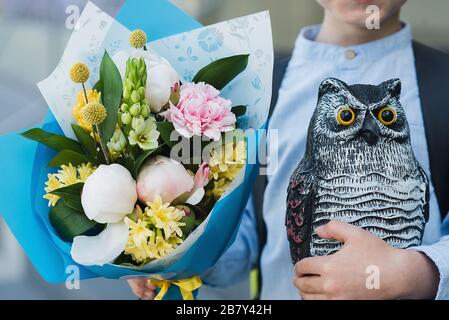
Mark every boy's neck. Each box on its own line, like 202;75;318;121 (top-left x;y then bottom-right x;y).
316;10;402;46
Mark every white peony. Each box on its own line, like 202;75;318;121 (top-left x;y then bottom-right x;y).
81;164;137;224
113;49;179;113
71;222;129;266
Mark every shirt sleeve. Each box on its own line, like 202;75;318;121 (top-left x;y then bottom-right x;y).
411;234;449;300
201;196;259;288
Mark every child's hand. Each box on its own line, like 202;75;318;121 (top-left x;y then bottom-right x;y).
293;220;439;300
127;278;156;300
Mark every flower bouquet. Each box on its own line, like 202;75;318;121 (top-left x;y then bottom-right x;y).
0;0;273;300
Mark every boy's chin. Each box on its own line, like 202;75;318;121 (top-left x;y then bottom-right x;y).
339;11;374;28
320;0;405;28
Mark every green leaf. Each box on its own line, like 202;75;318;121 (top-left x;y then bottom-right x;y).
156;121;178;147
178;205;197;237
231;105;247;117
133;144;166;177
21;128;83;154
48;150;91;167
93;80;103;104
71;124;103;165
122;155;136;175
49;201;98;241
50;183;84;212
193;54;249;90
171;191;191;206
98;51;123;145
184;203;209;221
93;79;103;94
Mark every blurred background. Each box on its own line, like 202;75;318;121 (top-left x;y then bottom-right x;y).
0;0;448;299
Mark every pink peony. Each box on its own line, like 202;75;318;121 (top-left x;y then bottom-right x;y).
136;155;194;204
164;82;236;141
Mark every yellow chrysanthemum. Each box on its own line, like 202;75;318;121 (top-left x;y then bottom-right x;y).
144;231;160;260
153;229;174;258
123;202;187;263
209;140;246;181
43;163;96;207
73;89;101;132
70;63;90;83
129;29;147;48
43;174;63;207
124;217;152;249
145;196;185;240
55;163;78;184
77;163;96;181
206;178;232;200
168;235;183;248
82;102;107;125
124;238;150;263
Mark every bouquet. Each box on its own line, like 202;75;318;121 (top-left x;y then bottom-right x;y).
0;0;273;300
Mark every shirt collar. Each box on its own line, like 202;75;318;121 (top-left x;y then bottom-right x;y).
292;23;412;64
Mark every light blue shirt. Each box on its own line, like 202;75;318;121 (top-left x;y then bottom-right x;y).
203;24;449;300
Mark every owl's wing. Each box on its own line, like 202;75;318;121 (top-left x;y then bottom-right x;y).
417;164;430;223
286;160;316;264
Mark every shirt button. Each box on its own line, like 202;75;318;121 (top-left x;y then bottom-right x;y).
345;49;357;60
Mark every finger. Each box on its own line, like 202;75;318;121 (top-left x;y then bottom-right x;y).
127;279;151;299
294;275;323;293
128;279;147;291
127;279;140;290
127;278;150;285
130;285;145;299
315;220;364;243
146;282;156;290
142;290;156;300
295;257;327;276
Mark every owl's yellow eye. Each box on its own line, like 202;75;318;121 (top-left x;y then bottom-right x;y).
337;107;355;126
377;107;397;125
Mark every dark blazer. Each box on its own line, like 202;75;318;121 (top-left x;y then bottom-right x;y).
253;42;449;267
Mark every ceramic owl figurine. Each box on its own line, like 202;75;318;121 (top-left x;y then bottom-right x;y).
286;78;429;263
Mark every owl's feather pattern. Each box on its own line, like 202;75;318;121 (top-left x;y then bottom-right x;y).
286;161;315;263
286;78;429;263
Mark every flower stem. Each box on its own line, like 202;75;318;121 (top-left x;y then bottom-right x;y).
93;124;110;165
81;83;103;163
82;83;89;104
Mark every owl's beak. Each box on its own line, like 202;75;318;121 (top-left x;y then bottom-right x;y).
361;113;380;145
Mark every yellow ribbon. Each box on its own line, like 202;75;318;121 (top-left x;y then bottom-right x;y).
149;276;203;300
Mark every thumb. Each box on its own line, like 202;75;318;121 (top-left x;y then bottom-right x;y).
315;220;363;243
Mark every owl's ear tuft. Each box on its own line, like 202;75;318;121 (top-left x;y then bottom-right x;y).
384;78;402;98
318;78;349;99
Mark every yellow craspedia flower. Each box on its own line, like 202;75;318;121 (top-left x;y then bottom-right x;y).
209;140;246;182
43;163;96;207
129;29;147;48
145;196;185;240
73;89;101;132
70;63;90;83
82;102;107;125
